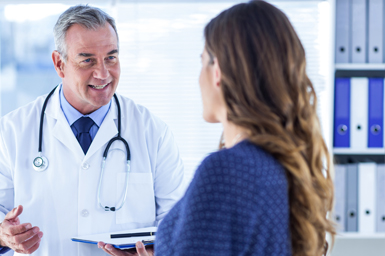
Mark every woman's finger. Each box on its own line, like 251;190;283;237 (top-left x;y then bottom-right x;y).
103;243;136;256
135;241;149;256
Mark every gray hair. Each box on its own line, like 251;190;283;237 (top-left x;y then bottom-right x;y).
53;5;119;62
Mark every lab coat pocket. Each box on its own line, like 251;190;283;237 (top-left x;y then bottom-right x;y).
116;172;156;224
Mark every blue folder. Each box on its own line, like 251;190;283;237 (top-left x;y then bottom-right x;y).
71;237;154;249
334;78;351;147
368;78;384;148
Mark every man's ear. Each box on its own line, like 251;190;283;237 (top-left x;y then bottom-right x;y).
213;58;221;87
52;50;65;78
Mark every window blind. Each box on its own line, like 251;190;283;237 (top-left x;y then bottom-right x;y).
115;1;332;185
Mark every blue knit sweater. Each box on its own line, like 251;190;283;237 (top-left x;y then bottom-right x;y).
155;140;291;256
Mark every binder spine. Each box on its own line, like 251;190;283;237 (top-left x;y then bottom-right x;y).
358;163;376;234
334;165;346;232
368;78;384;148
351;0;367;63
334;78;351;148
376;164;385;232
335;0;351;63
346;164;358;232
350;78;369;151
368;0;384;63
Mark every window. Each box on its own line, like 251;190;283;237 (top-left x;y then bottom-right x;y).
0;1;332;186
115;1;332;184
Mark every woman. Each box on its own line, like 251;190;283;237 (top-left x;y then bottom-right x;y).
99;1;335;255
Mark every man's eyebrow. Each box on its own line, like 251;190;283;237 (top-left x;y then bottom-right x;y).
78;53;94;58
108;49;118;55
77;49;118;58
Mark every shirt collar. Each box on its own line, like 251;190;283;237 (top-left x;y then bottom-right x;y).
59;84;111;127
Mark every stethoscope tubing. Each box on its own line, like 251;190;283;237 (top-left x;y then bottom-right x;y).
36;86;131;211
38;86;57;153
103;94;131;161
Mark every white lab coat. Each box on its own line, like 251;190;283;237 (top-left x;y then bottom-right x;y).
0;86;185;256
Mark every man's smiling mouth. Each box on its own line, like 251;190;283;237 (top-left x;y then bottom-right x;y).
89;82;110;89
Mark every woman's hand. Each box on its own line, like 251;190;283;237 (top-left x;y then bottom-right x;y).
98;241;153;256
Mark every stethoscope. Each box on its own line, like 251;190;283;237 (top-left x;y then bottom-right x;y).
32;86;131;211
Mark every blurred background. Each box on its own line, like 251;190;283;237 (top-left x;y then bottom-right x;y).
0;0;333;185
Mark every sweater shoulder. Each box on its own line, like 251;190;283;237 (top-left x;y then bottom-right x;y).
198;141;286;183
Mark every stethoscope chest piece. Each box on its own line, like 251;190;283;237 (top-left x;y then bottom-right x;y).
33;155;49;172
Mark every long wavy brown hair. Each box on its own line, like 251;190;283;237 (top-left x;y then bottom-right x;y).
204;1;335;255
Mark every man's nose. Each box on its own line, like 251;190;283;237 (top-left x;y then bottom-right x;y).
93;62;109;80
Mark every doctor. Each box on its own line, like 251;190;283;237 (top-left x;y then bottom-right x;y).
0;5;184;256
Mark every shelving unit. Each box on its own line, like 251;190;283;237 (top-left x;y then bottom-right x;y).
331;76;385;253
330;0;385;255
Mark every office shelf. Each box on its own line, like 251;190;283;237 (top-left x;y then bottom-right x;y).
333;148;385;155
336;233;385;239
335;63;385;70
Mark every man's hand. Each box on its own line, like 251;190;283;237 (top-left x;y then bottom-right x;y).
0;205;43;254
98;241;153;256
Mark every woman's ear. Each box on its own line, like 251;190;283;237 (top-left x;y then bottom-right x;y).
213;58;222;87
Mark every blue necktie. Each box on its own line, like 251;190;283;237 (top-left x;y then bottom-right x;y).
72;117;95;154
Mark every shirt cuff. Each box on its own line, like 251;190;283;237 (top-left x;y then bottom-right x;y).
0;247;11;254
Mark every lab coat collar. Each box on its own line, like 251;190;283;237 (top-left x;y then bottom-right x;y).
44;86;120;162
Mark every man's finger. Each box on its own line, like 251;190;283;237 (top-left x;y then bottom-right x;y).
12;227;41;244
22;240;41;255
16;232;42;253
135;242;149;256
6;223;32;236
4;205;23;221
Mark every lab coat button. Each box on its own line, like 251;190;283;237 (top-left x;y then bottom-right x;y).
81;209;89;217
82;163;90;170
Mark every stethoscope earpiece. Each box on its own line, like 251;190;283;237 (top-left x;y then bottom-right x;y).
33;155;49;172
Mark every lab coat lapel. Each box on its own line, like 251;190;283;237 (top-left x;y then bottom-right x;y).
44;86;84;162
84;98;119;162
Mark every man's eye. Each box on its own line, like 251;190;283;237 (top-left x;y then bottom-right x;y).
108;56;115;60
83;58;91;63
